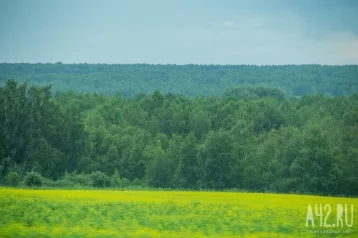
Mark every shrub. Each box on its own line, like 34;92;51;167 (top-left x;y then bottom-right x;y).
120;177;131;188
70;173;92;187
5;171;20;187
132;178;146;187
24;172;43;187
110;169;122;187
42;178;74;188
110;170;132;188
91;171;110;187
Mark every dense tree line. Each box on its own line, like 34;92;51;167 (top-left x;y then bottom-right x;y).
1;63;358;97
0;79;357;196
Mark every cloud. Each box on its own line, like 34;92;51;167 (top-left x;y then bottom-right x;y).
313;31;358;64
1;0;357;64
222;20;236;28
170;11;358;65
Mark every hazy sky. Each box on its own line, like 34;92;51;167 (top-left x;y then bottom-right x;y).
1;0;358;64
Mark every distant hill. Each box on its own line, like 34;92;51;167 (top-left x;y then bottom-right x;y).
0;63;357;97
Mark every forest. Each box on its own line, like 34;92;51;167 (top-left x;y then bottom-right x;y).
1;73;357;196
1;63;358;97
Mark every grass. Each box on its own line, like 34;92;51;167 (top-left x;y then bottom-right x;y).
0;188;357;237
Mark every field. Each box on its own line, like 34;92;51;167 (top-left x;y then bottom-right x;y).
0;189;357;237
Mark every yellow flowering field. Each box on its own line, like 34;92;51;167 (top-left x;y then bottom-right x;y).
0;188;356;237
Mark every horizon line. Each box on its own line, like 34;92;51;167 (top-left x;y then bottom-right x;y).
1;62;358;67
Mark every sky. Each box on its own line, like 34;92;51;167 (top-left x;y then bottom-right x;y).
0;0;358;65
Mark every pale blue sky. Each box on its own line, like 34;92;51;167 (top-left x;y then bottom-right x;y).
1;0;358;64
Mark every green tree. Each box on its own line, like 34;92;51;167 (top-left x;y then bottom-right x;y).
200;130;235;189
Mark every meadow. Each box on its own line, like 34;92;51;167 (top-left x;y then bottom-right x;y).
0;188;356;237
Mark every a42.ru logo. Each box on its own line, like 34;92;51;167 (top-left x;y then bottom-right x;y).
305;204;353;228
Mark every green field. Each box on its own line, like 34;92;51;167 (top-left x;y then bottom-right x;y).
0;189;356;237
